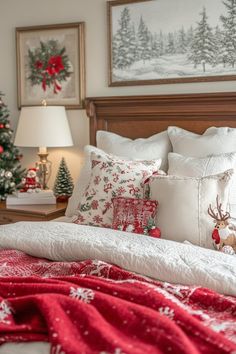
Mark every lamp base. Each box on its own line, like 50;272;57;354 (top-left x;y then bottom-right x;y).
36;148;52;190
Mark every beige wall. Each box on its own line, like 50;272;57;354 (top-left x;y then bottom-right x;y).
1;0;236;187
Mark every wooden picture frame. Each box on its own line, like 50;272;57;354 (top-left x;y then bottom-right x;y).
16;22;85;109
108;0;236;86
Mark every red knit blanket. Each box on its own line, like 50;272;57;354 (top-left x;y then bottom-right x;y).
0;249;235;354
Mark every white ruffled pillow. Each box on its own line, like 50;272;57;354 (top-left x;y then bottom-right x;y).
97;130;171;172
150;170;233;249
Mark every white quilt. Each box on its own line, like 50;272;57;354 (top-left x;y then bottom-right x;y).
0;221;236;296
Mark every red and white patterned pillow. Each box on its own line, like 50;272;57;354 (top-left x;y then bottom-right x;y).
112;197;159;235
74;152;161;228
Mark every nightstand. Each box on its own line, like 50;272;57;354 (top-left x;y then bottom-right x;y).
0;202;67;225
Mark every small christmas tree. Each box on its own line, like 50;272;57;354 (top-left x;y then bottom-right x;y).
0;92;25;200
53;157;74;202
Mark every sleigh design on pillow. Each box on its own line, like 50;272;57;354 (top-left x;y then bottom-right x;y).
208;195;236;255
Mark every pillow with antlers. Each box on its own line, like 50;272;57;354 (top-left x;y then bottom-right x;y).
149;169;234;250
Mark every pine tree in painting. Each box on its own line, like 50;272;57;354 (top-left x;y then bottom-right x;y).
176;27;187;54
150;33;160;59
113;7;135;69
166;33;175;54
213;26;225;66
129;25;138;62
137;16;152;62
220;0;236;68
158;31;165;56
186;26;194;51
189;7;215;72
53;157;74;202
0;92;25;200
112;34;119;69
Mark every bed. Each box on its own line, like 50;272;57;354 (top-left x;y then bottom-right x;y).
0;92;236;354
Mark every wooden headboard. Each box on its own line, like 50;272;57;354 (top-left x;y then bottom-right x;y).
85;92;236;145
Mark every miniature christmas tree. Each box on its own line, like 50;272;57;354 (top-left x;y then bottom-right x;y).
53;157;74;202
0;92;25;200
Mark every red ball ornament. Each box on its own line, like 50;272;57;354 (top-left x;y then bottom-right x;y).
149;227;161;238
0;145;4;154
0;124;4;129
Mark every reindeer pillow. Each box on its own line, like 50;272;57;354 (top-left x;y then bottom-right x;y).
149;170;234;249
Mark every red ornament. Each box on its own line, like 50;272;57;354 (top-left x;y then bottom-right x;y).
149;227;161;238
0;145;3;154
0;124;4;129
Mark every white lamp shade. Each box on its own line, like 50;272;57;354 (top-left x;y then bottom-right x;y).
14;106;73;148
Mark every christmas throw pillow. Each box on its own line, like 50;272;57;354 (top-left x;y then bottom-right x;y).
149;169;233;248
112;197;161;237
73;152;161;228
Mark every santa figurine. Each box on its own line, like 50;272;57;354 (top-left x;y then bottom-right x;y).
20;168;41;193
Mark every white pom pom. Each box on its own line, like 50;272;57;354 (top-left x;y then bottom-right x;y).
221;245;235;255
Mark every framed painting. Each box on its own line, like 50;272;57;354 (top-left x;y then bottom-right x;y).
108;0;236;86
16;22;85;109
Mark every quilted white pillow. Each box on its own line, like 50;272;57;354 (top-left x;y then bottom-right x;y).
150;170;233;249
65;145;107;217
97;130;172;172
168;152;236;217
168;126;236;157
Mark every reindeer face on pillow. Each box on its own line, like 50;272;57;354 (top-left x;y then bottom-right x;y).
208;196;236;255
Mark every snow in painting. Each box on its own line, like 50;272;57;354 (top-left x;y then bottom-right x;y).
111;0;236;82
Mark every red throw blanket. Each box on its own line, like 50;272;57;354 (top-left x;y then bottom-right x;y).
0;250;235;354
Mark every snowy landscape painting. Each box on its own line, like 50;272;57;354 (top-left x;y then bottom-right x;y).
108;0;236;85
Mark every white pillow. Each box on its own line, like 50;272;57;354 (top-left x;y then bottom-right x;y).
168;152;236;216
150;170;233;249
168;126;236;157
204;126;236;135
97;130;172;172
65;145;106;217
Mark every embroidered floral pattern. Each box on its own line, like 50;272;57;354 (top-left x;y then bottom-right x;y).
74;152;161;227
112;197;158;235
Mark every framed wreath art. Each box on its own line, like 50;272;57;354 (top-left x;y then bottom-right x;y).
16;22;85;109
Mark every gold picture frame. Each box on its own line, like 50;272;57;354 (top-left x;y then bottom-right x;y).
16;22;85;109
108;0;236;86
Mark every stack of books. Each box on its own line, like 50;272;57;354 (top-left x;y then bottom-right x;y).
6;190;56;205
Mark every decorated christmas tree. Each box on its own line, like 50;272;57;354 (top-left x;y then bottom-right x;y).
0;92;25;200
53;157;74;202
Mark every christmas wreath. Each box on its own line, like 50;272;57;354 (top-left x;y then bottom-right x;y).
28;40;72;94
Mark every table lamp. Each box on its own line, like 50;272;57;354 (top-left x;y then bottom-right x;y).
14;105;73;189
